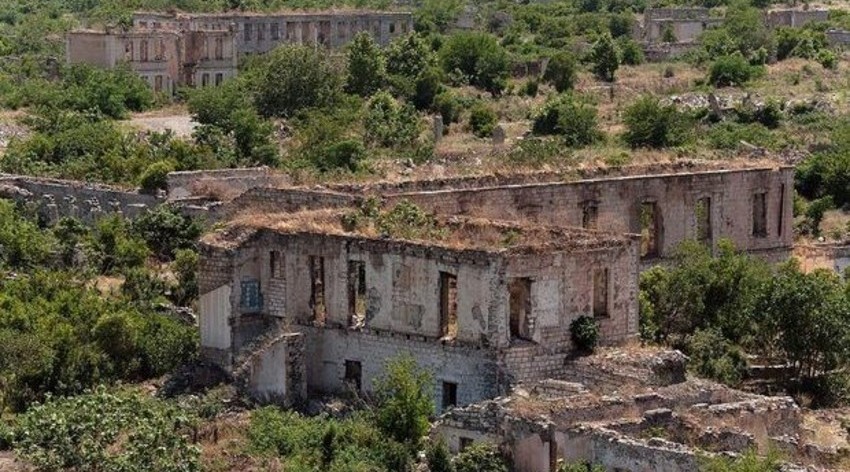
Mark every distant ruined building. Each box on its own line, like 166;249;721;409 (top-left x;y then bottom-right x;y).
66;10;413;94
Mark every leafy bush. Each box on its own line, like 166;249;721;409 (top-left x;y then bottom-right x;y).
374;354;434;444
570;315;599;353
0;200;55;269
708;54;760;87
426;438;453;472
795;119;850;207
454;443;509;472
386;33;437;80
622;96;690;148
434;91;462;125
132;206;202;261
364;92;422;148
817;49;838;70
531;94;601;147
346;31;386;97
90;215;150;274
440;32;508;95
686;328;748;385
558;461;605;472
590;33;619;82
469;103;498;138
7;388;199;472
543;51;578;92
706;122;776;150
253;45;343;117
139;160;174;195
171;249;199;307
618;38;645;65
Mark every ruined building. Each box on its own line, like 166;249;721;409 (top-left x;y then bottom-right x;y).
66;27;238;95
132;10;413;52
66;10;411;94
195;163;795;409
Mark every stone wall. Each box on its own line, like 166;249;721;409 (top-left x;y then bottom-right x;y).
766;9;829;28
214;187;357;221
384;167;795;260
235;332;306;407
794;242;850;277
0;174;161;224
167;167;288;201
827;29;850;47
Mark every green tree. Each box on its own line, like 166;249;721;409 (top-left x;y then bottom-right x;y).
469;103;498;138
254;45;343;117
590;32;619;82
171;248;199;307
386;33;436;79
374;354;434;444
0;200;55;269
346;32;386;97
454;443;509;472
543;51;578;92
415;0;466;33
532;93;601;147
755;262;850;379
709;54;759;87
364;91;422;148
440;31;508;95
622;96;690;148
131;206;202;261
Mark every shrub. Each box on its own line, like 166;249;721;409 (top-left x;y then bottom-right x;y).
374;354;434;444
454;443;509;472
622;96;690;148
9;388;199;472
386;33;436;80
364;92;422;149
412;67;444;111
434;91;462;125
253;45;343;117
317;140;367;172
0;200;55;269
708;54;759;87
570;315;599;353
139;160;174;195
685;328;748;385
521;79;539;97
131;205;202;261
469;103;498;138
558;461;605;472
618;38;645;65
532;94;601;147
817;49;838;70
543;51;578;92
440;32;508;95
590;33;619;82
426;438;453;472
346;32;386;97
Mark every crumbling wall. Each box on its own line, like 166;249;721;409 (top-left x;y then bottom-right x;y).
167;167;288;201
794;243;850;277
238;332;306;407
299;324;502;409
215;187;357;221
385;167;795;260
0;175;160;224
827;29;850;47
766;9;828;28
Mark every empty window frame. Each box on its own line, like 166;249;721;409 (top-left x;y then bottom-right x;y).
442;381;458;410
270;250;282;278
581;201;598;230
155;39;166;61
201;73;209;87
309;256;326;324
140;40;149;61
752;192;768;237
508;277;532;340
257;22;265;41
640;201;660;258
215;73;223;86
593;268;609;317
214;37;223;59
344;360;362;392
347;260;366;327
695;197;712;243
154;75;163;92
124;41;133;60
337;21;346;38
271;22;280;40
389;22;396;33
439;272;458;339
459;437;473;452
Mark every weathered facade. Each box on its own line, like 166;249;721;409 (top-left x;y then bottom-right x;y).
66;26;237;94
194;164;796;410
199;215;640;409
132;10;413;52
